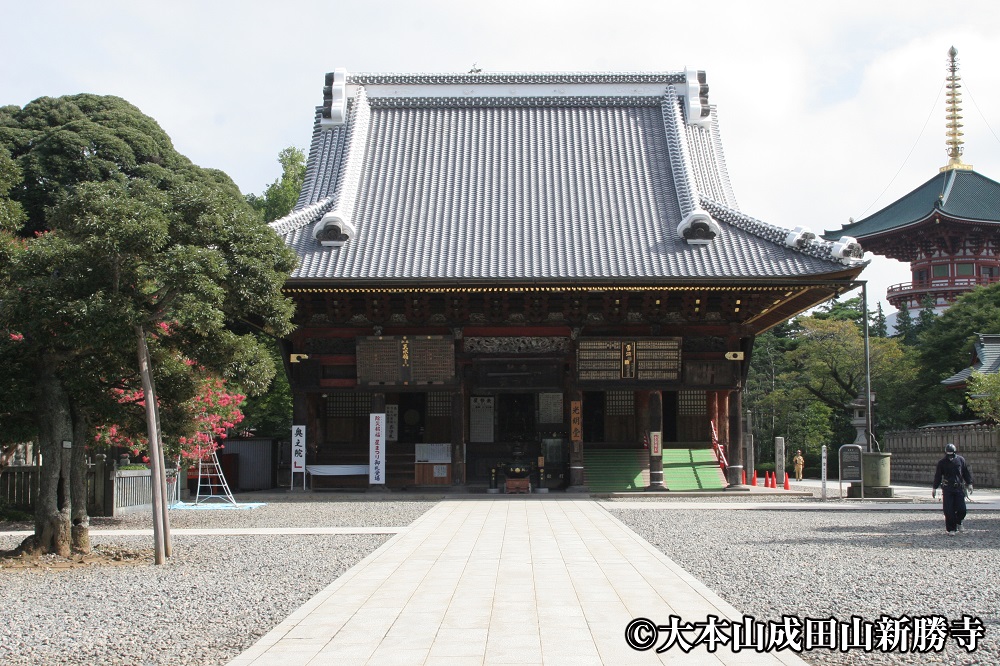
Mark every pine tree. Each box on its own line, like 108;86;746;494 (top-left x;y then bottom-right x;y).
871;303;888;338
915;295;938;337
894;302;915;345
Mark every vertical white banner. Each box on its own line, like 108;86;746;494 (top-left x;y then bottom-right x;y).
292;425;306;490
385;404;398;442
370;413;386;485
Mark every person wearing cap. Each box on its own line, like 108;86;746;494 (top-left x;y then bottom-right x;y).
932;443;974;534
792;449;805;482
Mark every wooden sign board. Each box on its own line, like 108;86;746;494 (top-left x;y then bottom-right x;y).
357;336;455;386
577;338;681;382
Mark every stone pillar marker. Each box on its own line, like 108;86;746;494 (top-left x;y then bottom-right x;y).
775;436;786;486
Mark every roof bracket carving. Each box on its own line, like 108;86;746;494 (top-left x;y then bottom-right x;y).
677;209;721;245
830;236;864;264
321;68;349;126
314;212;355;247
683;69;711;127
784;226;817;248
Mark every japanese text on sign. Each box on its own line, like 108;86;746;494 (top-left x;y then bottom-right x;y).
571;401;583;442
370;413;385;485
292;425;306;472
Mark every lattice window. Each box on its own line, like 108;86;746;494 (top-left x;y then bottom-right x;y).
354;392;372;415
427;393;451;417
678;390;706;415
326;394;355;417
605;391;634;416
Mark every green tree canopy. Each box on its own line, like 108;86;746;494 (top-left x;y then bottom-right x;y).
966;371;1000;423
746;316;920;452
246;146;306;223
0;95;296;557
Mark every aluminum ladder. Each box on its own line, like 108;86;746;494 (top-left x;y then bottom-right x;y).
194;450;237;505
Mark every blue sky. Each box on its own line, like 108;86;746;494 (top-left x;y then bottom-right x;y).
5;0;1000;312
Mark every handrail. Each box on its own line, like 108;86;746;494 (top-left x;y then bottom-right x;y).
710;421;728;471
887;275;1000;296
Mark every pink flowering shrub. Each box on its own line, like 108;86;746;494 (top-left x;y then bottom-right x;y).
93;375;245;463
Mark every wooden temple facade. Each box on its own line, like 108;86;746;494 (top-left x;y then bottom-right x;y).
273;69;866;490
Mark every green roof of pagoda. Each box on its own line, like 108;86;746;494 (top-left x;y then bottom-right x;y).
824;169;1000;241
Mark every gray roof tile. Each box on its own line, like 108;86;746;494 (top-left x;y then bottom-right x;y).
275;71;862;282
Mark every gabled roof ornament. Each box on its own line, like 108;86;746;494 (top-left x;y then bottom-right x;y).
313;212;355;247
941;47;973;173
677;208;721;245
830;235;863;264
784;226;816;248
321;68;348;127
683;69;711;127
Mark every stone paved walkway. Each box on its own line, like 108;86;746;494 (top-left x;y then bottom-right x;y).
227;499;806;665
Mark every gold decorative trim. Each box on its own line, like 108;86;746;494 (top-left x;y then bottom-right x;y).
283;285;838;295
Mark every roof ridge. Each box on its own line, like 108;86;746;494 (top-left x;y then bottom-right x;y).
701;197;864;265
706;107;738;208
662;88;699;218
269;196;335;236
311;87;373;243
346;72;688;86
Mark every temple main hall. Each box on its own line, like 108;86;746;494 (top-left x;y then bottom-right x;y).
271;68;866;492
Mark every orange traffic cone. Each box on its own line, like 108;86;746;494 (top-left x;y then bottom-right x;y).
751;470;758;486
783;472;790;490
742;469;747;485
768;472;776;488
765;471;771;488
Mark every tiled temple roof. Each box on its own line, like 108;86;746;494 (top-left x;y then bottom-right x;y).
275;70;864;282
825;169;1000;241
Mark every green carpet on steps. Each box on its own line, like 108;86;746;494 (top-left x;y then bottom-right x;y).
582;449;649;492
661;448;727;491
582;448;727;492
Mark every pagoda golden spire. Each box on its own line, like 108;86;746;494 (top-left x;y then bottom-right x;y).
941;46;973;172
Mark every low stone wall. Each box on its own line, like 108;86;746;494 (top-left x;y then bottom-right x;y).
885;426;999;487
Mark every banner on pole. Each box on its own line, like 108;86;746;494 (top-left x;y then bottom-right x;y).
650;431;662;457
370;413;386;485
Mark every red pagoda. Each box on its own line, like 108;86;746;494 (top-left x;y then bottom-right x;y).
826;47;1000;313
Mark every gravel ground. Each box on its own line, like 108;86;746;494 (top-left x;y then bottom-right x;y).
3;496;997;665
0;498;435;666
608;504;1000;666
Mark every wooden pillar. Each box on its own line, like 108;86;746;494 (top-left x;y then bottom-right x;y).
706;390;718;444
717;391;729;454
646;390;666;491
729;389;743;468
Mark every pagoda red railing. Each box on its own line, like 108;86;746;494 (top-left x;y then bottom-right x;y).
887;275;1000;298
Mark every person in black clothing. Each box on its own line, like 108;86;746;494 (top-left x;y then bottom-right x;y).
932;443;974;534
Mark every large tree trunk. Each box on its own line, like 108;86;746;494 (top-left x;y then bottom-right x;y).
137;325;168;564
21;359;74;557
70;406;91;554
